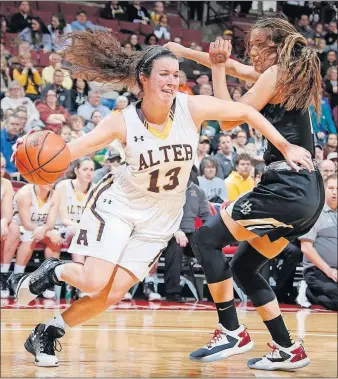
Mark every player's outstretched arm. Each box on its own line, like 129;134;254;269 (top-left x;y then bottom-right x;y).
67;112;126;162
164;42;260;82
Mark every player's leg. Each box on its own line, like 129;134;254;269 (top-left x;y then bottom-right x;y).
231;239;310;371
189;211;256;362
0;222;20;297
24;264;139;367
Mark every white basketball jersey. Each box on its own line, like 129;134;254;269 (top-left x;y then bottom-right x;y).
13;185;52;226
118;92;199;199
64;179;93;223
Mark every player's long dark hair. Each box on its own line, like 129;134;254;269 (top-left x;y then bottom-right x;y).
60;30;177;91
247;16;322;115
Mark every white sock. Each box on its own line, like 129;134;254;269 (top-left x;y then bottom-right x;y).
54;265;64;281
1;264;10;273
14;264;26;274
45;314;68;331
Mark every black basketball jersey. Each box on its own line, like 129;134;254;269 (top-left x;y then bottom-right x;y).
261;104;315;165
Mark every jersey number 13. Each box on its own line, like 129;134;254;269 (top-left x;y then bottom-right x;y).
148;167;181;193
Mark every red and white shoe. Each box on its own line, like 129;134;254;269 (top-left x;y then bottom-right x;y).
248;340;310;371
190;323;254;362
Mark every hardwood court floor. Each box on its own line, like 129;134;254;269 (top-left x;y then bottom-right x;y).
1;300;337;378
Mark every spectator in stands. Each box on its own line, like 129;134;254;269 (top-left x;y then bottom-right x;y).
128;34;142;51
254;162;265;185
42;53;72;90
150;1;165;25
323;133;337;159
93;149;121;184
114;95;129;111
319;159;336;181
178;70;193;95
71;11;105;32
0;15;9;47
14;108;28;134
143;33;158;47
315;38;328;63
48;13;72;52
154;15;171;40
0;153;20;299
2;108;15;121
328;152;338;172
0;81;40;122
173;36;182;45
324;66;338;109
12;53;42;102
77;90;110;123
252;129;265;158
297;14;315;39
7;41;31;65
122;41;132;53
198;157;228;204
299;174;337;311
163;174;211;302
225;153;255;202
223;29;233;41
0;43;11;61
126;1;151;25
9;1;32;33
314;23;325;43
101;1;126;21
325;21;337;47
315;144;324;164
36;89;70;134
8;183;61;299
19;17;52;52
60;125;72;143
230;87;243;102
70;78;89;112
44;69;72;111
0;57;11;99
0;115;21;174
233;129;247;154
187;1;204;22
195;136;210;171
215;133;236;179
69;115;85;140
321;50;337;77
310;100;336;145
192;74;209;95
84;110;102;133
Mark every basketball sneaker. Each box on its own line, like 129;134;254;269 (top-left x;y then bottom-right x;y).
42;288;56;299
247;340;310;371
190;323;254;362
143;281;161;301
7;272;24;295
0;273;10;298
24;323;64;367
16;258;62;305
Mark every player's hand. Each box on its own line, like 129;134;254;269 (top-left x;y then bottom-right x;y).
163;42;187;58
209;39;232;66
0;219;9;240
282;144;314;172
10;130;35;163
33;225;48;241
174;230;189;247
326;268;338;282
46;230;62;245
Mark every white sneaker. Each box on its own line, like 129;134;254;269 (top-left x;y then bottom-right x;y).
122;291;132;301
42;289;55;299
296;280;311;308
248;340;310;371
190;323;254;362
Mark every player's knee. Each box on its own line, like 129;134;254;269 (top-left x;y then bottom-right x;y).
8;222;20;240
81;276;109;294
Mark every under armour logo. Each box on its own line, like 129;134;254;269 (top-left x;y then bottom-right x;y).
134;136;144;142
240;200;252;215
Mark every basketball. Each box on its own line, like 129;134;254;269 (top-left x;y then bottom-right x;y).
15;131;71;185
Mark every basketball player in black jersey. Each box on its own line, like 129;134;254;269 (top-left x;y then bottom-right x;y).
166;16;324;371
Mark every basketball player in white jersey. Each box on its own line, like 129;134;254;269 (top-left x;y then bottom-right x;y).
8;183;61;299
0;153;20;298
13;31;314;367
55;157;95;264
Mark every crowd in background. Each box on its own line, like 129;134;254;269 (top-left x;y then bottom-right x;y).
0;1;337;309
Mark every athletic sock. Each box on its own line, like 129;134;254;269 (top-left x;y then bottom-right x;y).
54;265;64;282
1;264;10;273
13;264;25;274
215;299;240;331
264;314;293;348
45;314;68;331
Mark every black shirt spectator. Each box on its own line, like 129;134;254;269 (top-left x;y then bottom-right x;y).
101;1;126;21
321;50;337;77
324;21;338;47
44;69;72;112
9;1;32;33
71;79;89;113
297;14;315;39
126;1;150;24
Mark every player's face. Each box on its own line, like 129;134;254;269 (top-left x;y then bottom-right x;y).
249;28;277;73
76;161;94;183
145;57;179;105
325;178;337;209
1;157;6;178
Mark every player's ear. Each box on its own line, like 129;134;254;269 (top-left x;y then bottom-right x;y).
139;73;147;85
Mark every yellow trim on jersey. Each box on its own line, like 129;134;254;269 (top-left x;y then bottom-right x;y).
146;110;174;140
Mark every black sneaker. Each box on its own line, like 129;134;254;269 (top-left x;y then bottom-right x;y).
7;273;25;296
143;282;161;301
16;258;62;305
24;323;64;367
0;273;10;298
166;293;186;302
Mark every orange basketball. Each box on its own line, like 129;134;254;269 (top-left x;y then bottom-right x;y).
15;131;71;185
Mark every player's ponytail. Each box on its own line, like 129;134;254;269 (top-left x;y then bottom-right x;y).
60;30;177;92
